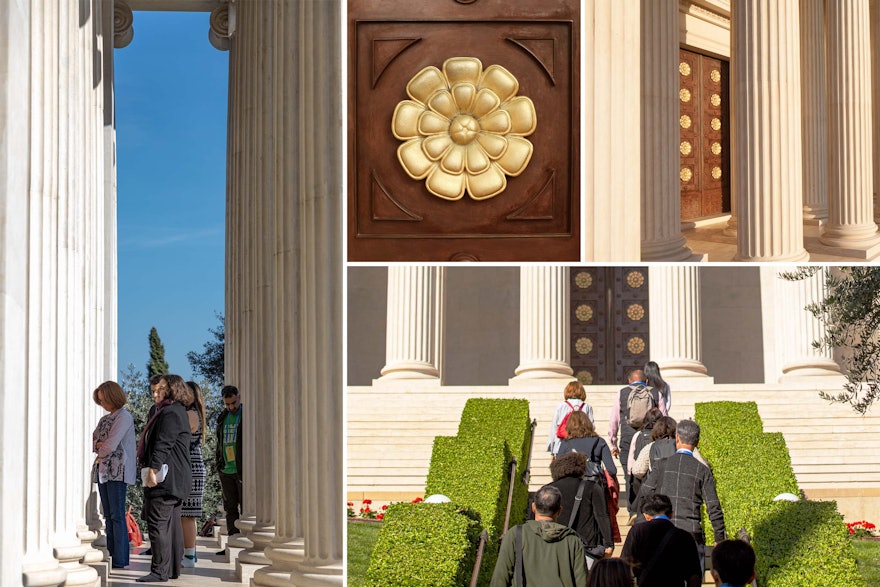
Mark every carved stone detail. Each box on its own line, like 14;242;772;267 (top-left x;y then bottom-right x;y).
114;1;134;49
209;1;235;51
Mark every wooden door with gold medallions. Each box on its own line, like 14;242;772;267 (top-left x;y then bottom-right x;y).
348;0;580;261
679;49;730;221
570;267;650;386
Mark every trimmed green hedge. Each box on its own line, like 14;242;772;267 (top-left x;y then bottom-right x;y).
364;503;483;587
695;401;865;587
456;398;533;529
750;500;864;587
366;398;533;587
426;436;512;541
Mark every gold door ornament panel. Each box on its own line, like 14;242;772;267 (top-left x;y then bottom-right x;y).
348;0;580;261
570;267;650;386
679;49;730;221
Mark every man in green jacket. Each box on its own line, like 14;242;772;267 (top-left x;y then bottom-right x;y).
491;485;588;587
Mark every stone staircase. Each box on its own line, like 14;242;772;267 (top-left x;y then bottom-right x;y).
347;383;880;520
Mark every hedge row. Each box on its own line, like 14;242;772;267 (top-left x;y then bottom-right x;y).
364;503;483;587
365;398;533;587
456;398;533;533
694;401;864;587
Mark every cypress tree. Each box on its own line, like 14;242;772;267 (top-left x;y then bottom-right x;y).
147;326;169;378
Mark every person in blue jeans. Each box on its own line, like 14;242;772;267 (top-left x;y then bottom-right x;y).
92;381;137;569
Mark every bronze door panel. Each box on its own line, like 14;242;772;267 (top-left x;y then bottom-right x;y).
349;0;579;261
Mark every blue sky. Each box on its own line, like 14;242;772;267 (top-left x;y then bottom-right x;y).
115;11;228;381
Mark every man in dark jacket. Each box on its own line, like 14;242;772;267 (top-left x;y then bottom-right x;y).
490;485;588;587
215;385;243;545
138;375;193;583
639;418;725;575
547;452;613;569
621;493;702;587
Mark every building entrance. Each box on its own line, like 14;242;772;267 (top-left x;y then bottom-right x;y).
679;48;730;221
569;267;650;386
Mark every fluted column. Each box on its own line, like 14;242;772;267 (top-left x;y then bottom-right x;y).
379;266;445;380
584;0;640;261
253;8;307;581
821;0;880;256
513;267;573;379
801;0;829;224
871;0;880;223
732;0;808;261
640;0;694;261
226;0;276;577
772;267;842;381
0;0;31;582
286;1;343;585
648;266;711;379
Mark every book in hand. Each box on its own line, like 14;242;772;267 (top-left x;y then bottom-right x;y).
140;464;168;486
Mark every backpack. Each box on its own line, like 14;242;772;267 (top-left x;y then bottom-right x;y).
625;384;656;429
556;401;585;439
583;438;606;486
126;505;143;547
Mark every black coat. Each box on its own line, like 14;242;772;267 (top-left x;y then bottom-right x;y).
143;402;192;501
547;476;614;549
215;406;243;475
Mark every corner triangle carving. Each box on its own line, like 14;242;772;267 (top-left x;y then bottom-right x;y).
507;170;555;221
506;37;556;85
371;170;423;221
372;37;422;88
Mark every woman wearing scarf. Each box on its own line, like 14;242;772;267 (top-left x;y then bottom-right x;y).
92;381;137;569
136;374;193;583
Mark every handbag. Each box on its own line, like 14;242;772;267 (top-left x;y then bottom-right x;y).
126;505;143;547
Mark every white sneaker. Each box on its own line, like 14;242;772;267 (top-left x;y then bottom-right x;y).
181;556;196;568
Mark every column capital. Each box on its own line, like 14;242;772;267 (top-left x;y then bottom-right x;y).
209;1;236;51
114;1;134;49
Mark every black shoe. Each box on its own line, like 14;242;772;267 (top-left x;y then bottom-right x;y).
215;548;226;556
143;547;152;555
136;574;167;583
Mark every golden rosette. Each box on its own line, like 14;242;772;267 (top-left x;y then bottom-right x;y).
392;57;537;201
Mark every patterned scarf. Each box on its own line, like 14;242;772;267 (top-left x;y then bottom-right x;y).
136;398;174;467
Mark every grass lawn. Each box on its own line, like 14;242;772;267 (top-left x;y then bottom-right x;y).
347;520;381;587
852;539;880;586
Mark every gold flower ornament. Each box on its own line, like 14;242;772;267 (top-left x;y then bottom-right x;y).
392;57;537;201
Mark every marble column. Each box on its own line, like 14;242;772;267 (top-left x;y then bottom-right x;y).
513;267;573;379
226;1;342;585
0;0;32;582
379;266;445;380
731;0;808;261
771;268;842;381
871;0;880;223
584;0;640;261
648;266;711;380
285;2;344;584
225;0;276;577
801;0;829;224
821;0;880;256
640;0;695;261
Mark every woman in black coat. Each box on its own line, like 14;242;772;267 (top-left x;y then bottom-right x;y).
136;374;193;583
548;452;614;570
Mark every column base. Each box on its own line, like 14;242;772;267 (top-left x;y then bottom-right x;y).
640;236;698;262
802;204;828;225
289;559;344;587
815;227;880;259
779;359;844;383
54;543;99;587
511;361;573;381
722;215;737;237
22;558;67;587
253;540;306;587
378;361;440;380
733;248;810;262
